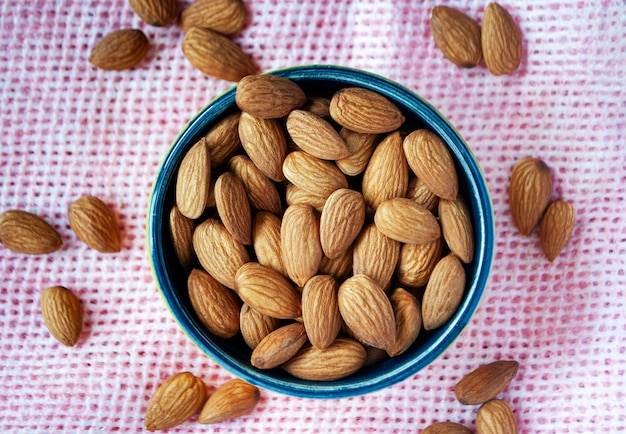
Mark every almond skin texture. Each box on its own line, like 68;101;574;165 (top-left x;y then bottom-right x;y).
228;155;282;215
89;29;149;70
40;286;82;346
439;196;475;264
238;112;287;181
68;195;121;253
430;6;483;68
330;87;405;134
406;176;440;214
176;137;211;220
398;238;444;288
352;222;400;291
285;183;327;213
336;128;379;176
168;205;195;270
214;172;252;245
129;0;177;26
182;27;255;81
145;372;208;431
251;212;285;275
318;246;353;281
422;254;466;330
286;110;349;160
281;204;323;287
205;112;241;167
251;322;308;369
198;379;260;424
0;210;62;254
422;422;473;434
509;157;553;236
403;129;458;201
234;262;302;319
319;188;366;259
539;200;575;262
338;275;396;352
362;131;409;210
482;2;523;76
188;268;241;339
236;74;306;119
282;337;367;381
240;303;280;349
179;0;247;35
302;275;342;349
282;151;349;199
193;218;250;289
476;399;519;434
388;287;421;357
455;360;519;405
374;198;441;244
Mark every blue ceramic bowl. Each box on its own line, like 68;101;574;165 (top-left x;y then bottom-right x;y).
147;65;494;399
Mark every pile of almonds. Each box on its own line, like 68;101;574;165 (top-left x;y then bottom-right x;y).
423;360;520;434
169;73;476;381
430;2;522;76
89;0;254;81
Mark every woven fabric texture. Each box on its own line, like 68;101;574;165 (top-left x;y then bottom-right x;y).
1;0;625;432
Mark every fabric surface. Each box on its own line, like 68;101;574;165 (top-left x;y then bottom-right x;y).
1;0;625;432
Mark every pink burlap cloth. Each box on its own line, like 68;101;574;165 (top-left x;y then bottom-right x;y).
1;0;624;432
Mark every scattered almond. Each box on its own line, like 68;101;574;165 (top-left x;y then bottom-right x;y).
422;421;473;434
129;0;177;27
509;157;553;236
89;29;149;70
430;5;483;68
179;0;247;35
0;209;62;255
476;399;519;434
539;200;575;262
39;285;82;346
482;2;523;76
198;378;260;424
454;360;519;405
68;195;121;253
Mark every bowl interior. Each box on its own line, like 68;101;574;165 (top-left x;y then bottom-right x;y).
148;65;494;398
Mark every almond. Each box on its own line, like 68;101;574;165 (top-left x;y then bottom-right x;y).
454;360;519;405
188;268;241;339
251;322;308;369
204;112;241;167
175;137;211;219
286;110;349;160
68;195;121;253
282;151;348;199
403;129;458;201
509;157;553;236
388;287;421;357
430;5;483;68
476;399;519;434
397;238;443;288
168;205;195;270
240;303;280;350
338;275;396;352
422;421;473;434
362;131;409;210
234;262;302;319
145;372;208;431
336;128;379;176
319;188;366;259
539;200;575;262
281;204;323;287
363;345;389;368
251;211;285;275
129;0;177;26
198;379;259;424
193;218;250;288
285;183;327;213
236;74;306;119
238;112;287;181
302;275;342;349
179;0;247;35
374;198;441;244
282;337;366;381
352;222;400;290
39;286;82;346
181;27;255;81
0;210;62;254
329;87;405;134
406;176;440;214
439;196;474;264
482;2;523;76
214;172;252;245
422;254;466;330
228;155;282;215
318;246;353;281
301;96;331;118
89;29;149;70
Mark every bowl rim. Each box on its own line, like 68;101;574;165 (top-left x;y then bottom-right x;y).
147;64;495;399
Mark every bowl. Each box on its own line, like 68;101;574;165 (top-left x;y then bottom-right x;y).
147;65;495;398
